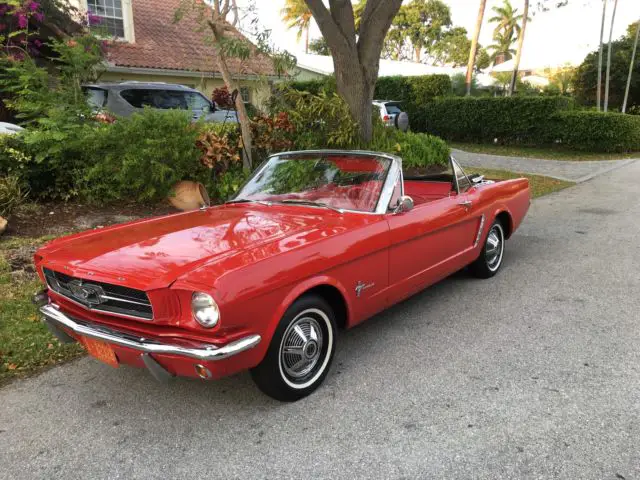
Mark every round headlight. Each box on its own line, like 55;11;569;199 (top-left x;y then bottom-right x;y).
191;292;220;328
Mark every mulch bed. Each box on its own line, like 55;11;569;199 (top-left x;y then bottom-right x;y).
4;201;177;238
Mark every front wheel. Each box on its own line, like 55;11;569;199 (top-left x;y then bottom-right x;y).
469;220;505;278
250;295;337;401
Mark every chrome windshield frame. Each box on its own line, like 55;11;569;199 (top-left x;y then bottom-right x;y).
228;150;403;216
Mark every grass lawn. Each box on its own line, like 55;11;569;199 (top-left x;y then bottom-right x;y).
451;142;640;161
465;168;574;198
0;236;84;386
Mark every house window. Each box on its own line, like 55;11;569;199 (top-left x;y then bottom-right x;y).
87;0;125;38
240;86;251;103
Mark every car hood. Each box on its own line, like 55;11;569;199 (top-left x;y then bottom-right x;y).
39;206;328;291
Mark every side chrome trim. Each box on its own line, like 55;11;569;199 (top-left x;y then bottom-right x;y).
40;304;261;362
474;214;486;247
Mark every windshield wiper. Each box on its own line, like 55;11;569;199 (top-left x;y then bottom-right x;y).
225;198;272;206
277;199;344;213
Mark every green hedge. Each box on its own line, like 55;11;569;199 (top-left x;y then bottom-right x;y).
543;111;640;152
417;96;640;152
418;96;575;142
287;74;452;129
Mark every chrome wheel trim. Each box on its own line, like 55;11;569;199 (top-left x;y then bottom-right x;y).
485;223;504;272
278;308;333;390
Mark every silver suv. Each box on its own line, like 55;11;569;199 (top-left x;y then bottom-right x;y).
372;100;409;132
83;82;238;123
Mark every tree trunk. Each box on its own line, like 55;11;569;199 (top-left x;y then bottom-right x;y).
466;0;487;96
305;25;310;54
622;20;639;113
304;0;402;144
209;22;253;170
415;46;421;63
597;0;607;111
333;52;375;142
508;0;529;96
604;0;618;113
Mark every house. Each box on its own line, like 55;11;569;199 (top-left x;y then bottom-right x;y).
292;53;496;87
72;0;279;107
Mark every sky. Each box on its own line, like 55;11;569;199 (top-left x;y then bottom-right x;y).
238;0;640;68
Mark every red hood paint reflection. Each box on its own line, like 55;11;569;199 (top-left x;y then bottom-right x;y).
39;205;332;290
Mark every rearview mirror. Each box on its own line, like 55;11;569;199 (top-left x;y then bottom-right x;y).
394;195;414;214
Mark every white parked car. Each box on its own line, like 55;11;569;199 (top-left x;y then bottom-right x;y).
373;100;409;132
0;122;24;135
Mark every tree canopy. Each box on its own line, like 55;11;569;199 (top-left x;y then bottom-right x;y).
574;21;640;111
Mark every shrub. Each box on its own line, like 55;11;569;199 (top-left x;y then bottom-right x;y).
543;111;640;152
0;175;28;218
80;109;208;204
285;77;337;95
368;124;450;169
418;96;575;143
278;89;360;149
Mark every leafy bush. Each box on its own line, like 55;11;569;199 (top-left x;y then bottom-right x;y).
542;111;640;152
285;77;337;95
79;109;208;204
369;126;450;169
0;175;28;218
418;96;575;143
276;89;360;149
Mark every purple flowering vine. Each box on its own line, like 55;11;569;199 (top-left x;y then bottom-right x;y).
1;0;46;55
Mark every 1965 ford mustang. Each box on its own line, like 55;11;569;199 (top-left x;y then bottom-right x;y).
34;150;530;401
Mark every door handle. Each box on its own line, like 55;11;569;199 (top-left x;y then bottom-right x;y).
458;200;472;209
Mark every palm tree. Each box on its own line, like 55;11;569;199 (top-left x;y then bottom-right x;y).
489;0;524;44
488;30;516;64
623;20;640;113
488;0;530;66
508;0;529;96
466;0;488;96
603;0;618;112
281;0;313;54
596;0;607;110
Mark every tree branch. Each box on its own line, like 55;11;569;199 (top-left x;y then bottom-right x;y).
357;0;402;74
304;0;351;53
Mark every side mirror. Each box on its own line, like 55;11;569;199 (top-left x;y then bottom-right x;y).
393;195;414;214
471;174;485;184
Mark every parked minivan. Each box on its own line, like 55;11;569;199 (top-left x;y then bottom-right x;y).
83;82;238;123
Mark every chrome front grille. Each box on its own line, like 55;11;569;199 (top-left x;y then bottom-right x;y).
43;268;153;320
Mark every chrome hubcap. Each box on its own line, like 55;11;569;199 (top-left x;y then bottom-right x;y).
280;316;324;380
485;224;504;272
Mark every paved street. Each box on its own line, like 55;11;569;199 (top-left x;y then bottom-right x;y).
1;162;640;479
452;148;638;183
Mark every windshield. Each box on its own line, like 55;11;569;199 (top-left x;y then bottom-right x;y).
233;153;392;213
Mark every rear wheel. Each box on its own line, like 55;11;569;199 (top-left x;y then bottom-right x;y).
469;220;505;278
250;295;336;401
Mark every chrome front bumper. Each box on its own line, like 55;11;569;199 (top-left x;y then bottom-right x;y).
40;304;261;362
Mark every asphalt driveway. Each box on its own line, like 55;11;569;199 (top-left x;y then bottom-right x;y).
1;162;639;479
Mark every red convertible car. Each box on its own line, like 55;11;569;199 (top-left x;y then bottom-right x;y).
34;151;530;401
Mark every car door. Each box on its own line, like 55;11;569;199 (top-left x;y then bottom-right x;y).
386;159;483;302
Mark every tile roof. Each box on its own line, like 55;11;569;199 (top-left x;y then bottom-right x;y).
106;0;276;77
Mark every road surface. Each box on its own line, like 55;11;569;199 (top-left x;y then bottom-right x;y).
1;162;639;479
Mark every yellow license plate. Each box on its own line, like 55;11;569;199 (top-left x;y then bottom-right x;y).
82;337;119;368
